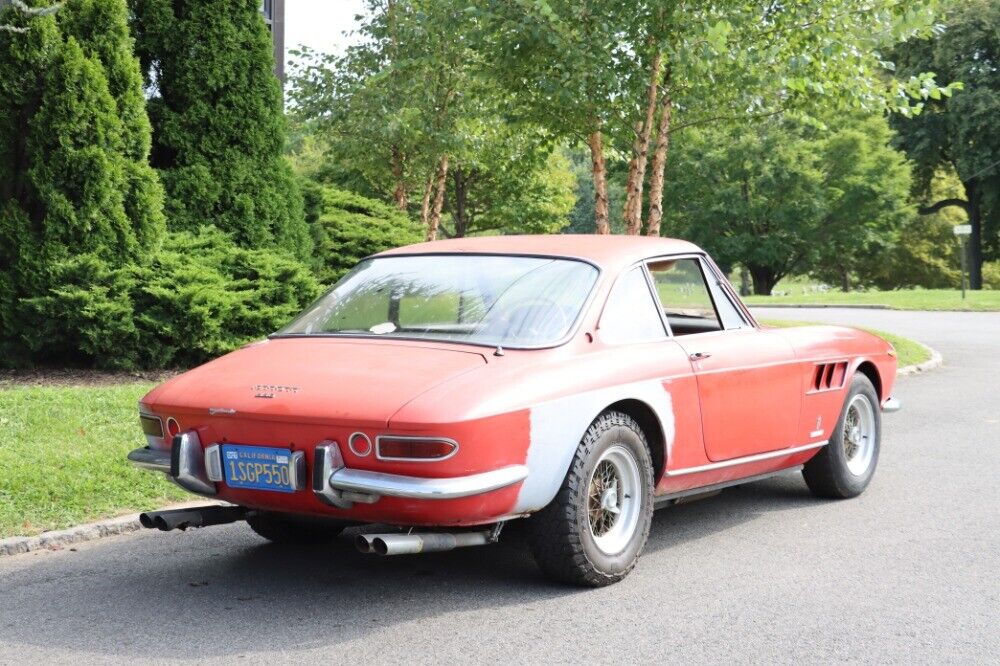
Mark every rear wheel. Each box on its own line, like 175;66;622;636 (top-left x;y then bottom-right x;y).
245;511;347;544
527;411;654;587
803;374;881;499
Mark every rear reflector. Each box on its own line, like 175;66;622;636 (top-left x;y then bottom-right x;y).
166;418;181;438
140;414;164;438
376;437;458;461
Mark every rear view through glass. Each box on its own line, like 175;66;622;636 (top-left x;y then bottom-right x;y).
277;254;599;348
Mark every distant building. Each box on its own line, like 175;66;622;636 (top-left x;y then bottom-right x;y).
261;0;286;90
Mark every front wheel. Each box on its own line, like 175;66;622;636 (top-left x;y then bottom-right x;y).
527;411;654;587
803;374;881;499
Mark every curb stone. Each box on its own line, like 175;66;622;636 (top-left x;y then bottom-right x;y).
2;339;943;559
897;341;943;376
0;500;227;558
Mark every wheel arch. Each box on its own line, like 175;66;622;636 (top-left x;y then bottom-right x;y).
854;359;883;401
604;399;666;482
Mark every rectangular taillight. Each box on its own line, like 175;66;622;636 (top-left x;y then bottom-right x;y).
140;414;164;438
376;437;458;461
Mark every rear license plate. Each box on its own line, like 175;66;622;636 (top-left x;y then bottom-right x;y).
222;444;296;493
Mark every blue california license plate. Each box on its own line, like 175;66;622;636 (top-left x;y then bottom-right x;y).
222;444;296;493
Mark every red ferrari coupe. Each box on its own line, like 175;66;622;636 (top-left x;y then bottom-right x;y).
129;235;899;586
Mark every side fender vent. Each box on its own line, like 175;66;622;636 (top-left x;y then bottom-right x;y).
811;361;848;392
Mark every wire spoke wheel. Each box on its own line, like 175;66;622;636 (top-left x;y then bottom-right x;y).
842;393;876;476
586;444;641;555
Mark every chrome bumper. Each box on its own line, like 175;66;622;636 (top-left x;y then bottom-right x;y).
311;442;528;509
129;439;528;509
882;397;902;413
127;430;216;496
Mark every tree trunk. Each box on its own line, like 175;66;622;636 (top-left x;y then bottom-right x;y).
420;171;434;228
748;265;778;296
840;267;851;293
966;180;983;290
739;267;751;297
645;87;673;237
587;130;610;234
623;53;662;236
390;145;407;211
426;155;449;241
452;166;468;238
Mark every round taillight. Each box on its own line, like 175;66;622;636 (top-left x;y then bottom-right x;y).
166;418;180;438
348;432;372;457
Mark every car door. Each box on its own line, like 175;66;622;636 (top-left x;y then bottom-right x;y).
645;256;801;462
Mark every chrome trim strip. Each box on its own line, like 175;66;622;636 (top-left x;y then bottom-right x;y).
665;441;828;477
375;435;460;463
127;446;171;473
327;464;529;500
882;397;902;413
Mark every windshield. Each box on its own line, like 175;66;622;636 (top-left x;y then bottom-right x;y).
276;254;599;348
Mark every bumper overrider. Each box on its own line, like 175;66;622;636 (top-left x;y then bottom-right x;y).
127;431;529;509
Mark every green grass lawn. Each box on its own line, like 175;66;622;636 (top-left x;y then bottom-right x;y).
744;288;1000;311
0;383;187;538
761;320;930;368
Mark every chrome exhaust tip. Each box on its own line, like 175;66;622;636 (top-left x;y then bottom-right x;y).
356;531;492;556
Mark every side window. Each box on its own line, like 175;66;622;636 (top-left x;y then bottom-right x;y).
703;268;748;330
646;258;723;336
599;267;667;344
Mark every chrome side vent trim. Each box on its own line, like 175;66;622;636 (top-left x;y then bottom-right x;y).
811;361;848;392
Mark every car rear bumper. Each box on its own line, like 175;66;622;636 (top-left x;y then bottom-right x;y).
127;437;528;507
882;397;902;413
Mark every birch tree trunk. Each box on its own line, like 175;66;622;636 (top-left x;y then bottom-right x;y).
587;130;610;234
426;155;449;241
420;171;434;228
645;89;673;237
623;52;662;235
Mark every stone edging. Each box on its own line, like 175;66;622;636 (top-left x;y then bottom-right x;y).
0;500;224;558
897;341;943;376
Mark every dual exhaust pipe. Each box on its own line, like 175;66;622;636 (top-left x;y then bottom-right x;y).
140;505;496;556
356;530;491;556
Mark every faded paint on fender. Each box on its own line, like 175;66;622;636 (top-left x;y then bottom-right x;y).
514;380;676;513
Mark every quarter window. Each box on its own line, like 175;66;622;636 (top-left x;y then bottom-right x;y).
646;258;723;336
598;267;667;344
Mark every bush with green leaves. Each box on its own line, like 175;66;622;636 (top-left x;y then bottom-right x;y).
0;0;165;362
130;0;311;261
22;227;320;369
314;187;423;285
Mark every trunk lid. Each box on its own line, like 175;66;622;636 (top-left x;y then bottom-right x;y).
147;337;487;427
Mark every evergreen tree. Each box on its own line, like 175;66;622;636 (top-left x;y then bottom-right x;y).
0;0;165;362
130;0;311;260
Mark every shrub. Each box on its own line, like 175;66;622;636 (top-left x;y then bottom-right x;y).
983;262;1000;290
314;187;423;284
21;227;320;370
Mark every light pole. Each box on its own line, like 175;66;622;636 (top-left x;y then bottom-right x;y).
953;224;972;300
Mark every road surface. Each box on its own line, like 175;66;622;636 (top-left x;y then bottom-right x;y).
1;308;997;664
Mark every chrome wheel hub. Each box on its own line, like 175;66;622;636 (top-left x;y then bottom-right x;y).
843;394;876;476
587;445;642;555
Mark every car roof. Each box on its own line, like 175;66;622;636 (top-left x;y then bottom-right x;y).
376;234;704;271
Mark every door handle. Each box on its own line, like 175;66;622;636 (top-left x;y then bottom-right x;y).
689;352;712;360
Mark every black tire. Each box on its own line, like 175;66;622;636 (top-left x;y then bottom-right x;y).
803;374;881;499
527;411;654;587
245;511;347;544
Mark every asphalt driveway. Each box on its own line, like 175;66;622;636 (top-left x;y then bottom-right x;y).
1;308;997;664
